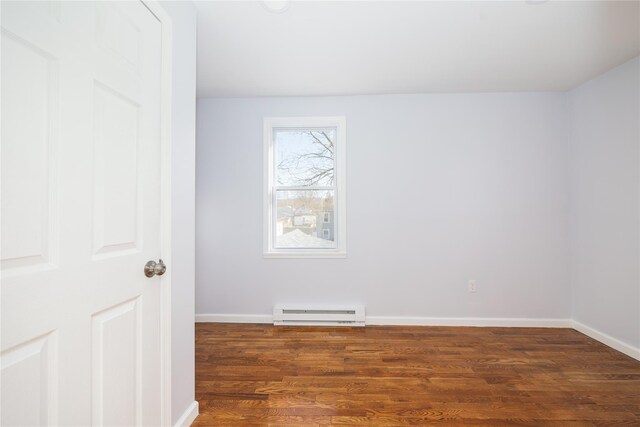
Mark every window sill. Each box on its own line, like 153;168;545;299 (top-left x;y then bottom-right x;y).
263;251;347;259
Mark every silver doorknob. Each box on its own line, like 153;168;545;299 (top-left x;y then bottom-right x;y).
144;259;166;277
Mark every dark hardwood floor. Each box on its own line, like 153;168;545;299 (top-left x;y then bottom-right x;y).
193;323;640;426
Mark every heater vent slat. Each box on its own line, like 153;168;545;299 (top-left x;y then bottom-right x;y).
282;309;356;315
273;306;365;327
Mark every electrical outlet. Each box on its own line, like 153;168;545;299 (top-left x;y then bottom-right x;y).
468;280;477;293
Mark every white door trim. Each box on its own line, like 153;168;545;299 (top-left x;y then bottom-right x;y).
139;1;173;425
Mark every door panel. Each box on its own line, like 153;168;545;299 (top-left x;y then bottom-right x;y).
91;298;141;427
92;82;142;258
0;31;57;272
1;2;164;426
0;332;58;427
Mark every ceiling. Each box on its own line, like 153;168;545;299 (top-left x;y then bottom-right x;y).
195;1;640;98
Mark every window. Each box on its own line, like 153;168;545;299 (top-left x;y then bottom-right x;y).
264;117;346;258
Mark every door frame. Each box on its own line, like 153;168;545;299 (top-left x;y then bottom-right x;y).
139;1;174;425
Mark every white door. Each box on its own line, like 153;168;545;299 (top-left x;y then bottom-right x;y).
1;1;166;426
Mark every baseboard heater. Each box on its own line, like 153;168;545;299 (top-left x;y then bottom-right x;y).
273;306;365;327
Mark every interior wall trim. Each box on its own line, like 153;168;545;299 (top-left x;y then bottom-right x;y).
195;313;571;328
173;401;198;427
572;320;640;361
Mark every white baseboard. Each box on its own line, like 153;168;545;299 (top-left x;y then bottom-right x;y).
366;316;572;328
173;401;199;427
572;320;640;361
195;313;272;323
195;313;572;328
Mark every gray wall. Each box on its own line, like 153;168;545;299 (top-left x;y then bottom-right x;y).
569;57;640;348
196;92;571;320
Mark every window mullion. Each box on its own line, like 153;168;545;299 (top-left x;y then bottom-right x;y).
274;185;335;192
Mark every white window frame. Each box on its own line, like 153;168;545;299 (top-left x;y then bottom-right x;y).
263;116;347;258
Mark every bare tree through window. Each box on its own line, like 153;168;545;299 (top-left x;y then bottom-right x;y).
276;130;334;186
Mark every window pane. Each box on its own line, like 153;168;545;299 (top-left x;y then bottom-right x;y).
275;190;336;249
275;129;335;186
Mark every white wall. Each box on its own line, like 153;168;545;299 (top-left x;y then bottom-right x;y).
196;93;570;321
159;1;197;425
568;57;640;349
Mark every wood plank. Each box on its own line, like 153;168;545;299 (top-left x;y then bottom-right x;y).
193;324;640;426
